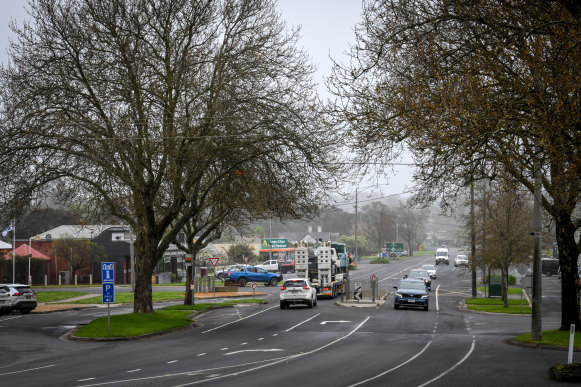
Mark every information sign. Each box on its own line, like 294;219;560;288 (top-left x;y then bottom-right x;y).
385;242;405;253
261;238;288;249
102;262;115;283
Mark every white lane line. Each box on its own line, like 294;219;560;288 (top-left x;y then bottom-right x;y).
220;348;229;351
196;353;206;357
240;342;248;345
172;317;372;387
436;284;441;311
224;349;284;356
257;338;264;341
166;360;178;364
78;378;96;382
417;339;476;387
347;340;432;387
284;313;319;332
0;364;56;376
202;305;278;333
126;369;141;373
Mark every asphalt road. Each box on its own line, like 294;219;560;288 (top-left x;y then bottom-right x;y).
0;250;568;386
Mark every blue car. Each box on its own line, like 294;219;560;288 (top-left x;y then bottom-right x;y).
393;278;430;311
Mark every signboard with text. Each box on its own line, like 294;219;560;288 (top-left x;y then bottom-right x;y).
102;283;115;303
261;238;288;249
385;242;405;253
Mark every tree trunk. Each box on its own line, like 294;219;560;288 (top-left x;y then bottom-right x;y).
133;237;160;314
556;215;581;331
184;265;193;305
502;266;508;308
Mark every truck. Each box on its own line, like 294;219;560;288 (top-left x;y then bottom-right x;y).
294;240;348;299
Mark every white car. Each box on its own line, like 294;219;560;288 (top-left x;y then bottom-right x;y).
257;259;279;273
454;255;469;267
420;264;437;279
279;278;317;309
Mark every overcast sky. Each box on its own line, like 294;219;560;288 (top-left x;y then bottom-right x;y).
0;1;413;205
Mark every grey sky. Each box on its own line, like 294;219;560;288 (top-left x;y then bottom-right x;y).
0;1;413;202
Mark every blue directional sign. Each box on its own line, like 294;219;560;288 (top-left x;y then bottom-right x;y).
102;262;115;283
102;283;115;303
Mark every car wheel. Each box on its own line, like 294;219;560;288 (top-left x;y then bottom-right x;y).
238;278;247;287
0;310;10;316
314;297;317;307
546;271;552;277
270;278;279;286
217;273;223;281
394;304;399;310
280;301;286;309
424;304;429;311
20;309;31;314
307;298;313;308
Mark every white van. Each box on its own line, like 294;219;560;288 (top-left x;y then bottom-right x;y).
435;248;450;265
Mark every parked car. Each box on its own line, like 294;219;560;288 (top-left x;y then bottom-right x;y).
541;258;560;276
1;284;37;314
408;269;431;287
256;259;280;273
454;254;469;267
279;278;317;309
280;259;295;274
0;285;12;315
420;264;437;279
224;266;283;287
393;278;430;310
214;264;246;280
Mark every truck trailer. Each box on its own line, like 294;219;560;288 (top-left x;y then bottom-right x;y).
294;240;347;298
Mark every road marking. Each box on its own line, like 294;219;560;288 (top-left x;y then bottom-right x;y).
196;353;206;357
78;378;96;382
320;320;350;325
284;313;319;332
127;369;141;373
220;348;228;351
347;340;432;387
166;360;178;364
436;284;441;311
224;349;284;356
0;364;56;376
417;339;476;387
240;342;248;345
202;305;278;333
257;338;264;341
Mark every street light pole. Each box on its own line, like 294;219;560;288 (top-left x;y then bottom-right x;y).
354;189;358;261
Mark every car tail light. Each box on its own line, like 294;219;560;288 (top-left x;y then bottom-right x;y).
323;287;331;291
280;286;287;290
303;285;310;290
13;292;22;296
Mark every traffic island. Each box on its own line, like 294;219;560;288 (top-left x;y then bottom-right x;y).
549;363;581;382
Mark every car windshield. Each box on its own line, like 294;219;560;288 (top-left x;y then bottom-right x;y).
399;281;426;290
456;255;467;260
421;265;434;271
410;270;428;277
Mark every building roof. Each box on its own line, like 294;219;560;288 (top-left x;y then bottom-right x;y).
3;244;51;260
36;225;126;240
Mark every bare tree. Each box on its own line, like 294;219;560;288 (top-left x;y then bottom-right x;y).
330;0;581;331
0;0;339;313
397;204;423;257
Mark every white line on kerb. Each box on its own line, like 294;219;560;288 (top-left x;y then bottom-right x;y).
284;313;320;332
436;284;441;311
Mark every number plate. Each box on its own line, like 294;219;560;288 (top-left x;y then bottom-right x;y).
408;299;415;303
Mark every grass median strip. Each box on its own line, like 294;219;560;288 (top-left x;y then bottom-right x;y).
36;291;89;303
73;299;266;338
465;297;531;314
514;329;581;349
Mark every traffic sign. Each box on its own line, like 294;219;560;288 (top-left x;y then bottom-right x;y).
102;262;115;283
353;283;362;300
370;274;377;282
250;282;257;289
277;253;286;262
209;257;219;267
385;242;405;252
243;256;249;264
102;283;115;303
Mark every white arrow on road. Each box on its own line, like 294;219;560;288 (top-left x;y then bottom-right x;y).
320;320;351;325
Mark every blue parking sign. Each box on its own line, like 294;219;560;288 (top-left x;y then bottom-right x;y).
102;262;115;283
102;283;115;303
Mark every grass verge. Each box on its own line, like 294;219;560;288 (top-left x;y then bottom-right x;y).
36;291;89;303
74;299;266;338
514;329;581;349
465;297;531;314
60;291;187;304
477;286;522;295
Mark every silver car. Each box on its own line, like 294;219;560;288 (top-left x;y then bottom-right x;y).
0;285;11;315
454;255;469;267
420;264;437;279
2;284;37;314
279;278;317;309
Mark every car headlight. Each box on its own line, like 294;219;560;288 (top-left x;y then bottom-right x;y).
395;292;403;298
421;295;428;299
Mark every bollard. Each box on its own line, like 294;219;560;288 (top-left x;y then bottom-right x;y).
568;324;575;364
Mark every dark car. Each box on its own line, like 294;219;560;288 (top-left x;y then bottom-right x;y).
393;278;430;310
541;258;560;277
408;269;432;288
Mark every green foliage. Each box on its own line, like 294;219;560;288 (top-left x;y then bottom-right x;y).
336;235;368;256
370;258;390;264
466;304;531;314
465;298;528;305
488;274;517;285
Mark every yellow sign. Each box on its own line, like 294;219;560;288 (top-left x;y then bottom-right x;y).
419;245;423;251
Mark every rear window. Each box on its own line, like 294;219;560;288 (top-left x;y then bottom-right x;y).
0;286;9;294
14;287;34;294
283;280;306;287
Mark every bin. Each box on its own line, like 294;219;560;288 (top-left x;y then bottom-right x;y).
488;283;502;297
200;267;208;277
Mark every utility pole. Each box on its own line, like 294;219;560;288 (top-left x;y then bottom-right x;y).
354;189;358;261
532;149;543;341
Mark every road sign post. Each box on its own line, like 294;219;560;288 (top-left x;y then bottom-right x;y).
251;281;257;299
209;258;219;298
102;262;115;335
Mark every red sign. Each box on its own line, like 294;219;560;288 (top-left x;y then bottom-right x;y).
243;256;249;264
209;257;219;267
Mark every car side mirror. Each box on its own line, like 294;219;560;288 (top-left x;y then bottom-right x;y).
393;285;398;289
427;287;431;292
